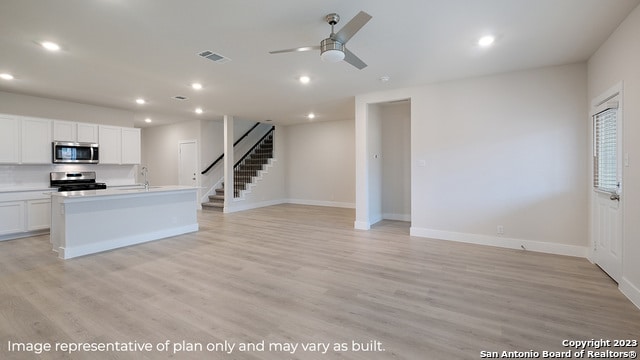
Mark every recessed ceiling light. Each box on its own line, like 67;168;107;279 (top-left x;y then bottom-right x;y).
41;41;61;51
191;83;203;90
136;98;146;105
299;76;310;84
478;35;495;47
307;113;315;120
379;75;390;83
144;118;152;123
0;73;14;80
195;107;203;114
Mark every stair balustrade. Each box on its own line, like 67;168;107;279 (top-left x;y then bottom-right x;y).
202;126;275;210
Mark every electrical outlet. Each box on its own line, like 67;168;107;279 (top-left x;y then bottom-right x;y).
497;225;504;235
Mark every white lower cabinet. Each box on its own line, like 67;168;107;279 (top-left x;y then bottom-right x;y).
0;192;54;240
0;202;26;235
27;199;51;231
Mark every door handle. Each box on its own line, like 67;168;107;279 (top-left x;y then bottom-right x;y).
610;194;620;201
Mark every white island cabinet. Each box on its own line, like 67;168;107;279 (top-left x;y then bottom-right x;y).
50;186;198;259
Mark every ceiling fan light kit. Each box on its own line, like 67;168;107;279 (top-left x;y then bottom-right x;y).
320;38;345;62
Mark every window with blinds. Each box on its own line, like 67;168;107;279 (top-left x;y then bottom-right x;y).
593;105;618;193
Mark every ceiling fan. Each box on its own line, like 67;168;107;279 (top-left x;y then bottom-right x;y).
269;11;372;70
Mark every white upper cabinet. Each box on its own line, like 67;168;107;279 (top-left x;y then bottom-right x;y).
77;123;98;143
1;114;138;166
52;120;77;142
53;120;98;143
21;117;52;164
121;128;141;164
0;115;21;164
98;125;122;164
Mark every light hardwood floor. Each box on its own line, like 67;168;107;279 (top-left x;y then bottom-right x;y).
1;204;638;360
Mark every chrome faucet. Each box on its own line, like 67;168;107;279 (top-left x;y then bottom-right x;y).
141;166;149;189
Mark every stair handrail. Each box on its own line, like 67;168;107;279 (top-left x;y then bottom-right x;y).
234;126;275;169
201;122;261;174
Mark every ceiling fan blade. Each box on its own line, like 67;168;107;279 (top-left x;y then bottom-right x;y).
334;11;372;45
269;45;320;54
343;48;367;70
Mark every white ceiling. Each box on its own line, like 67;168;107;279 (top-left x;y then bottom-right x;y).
0;0;638;127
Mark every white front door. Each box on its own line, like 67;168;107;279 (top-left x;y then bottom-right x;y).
591;86;623;283
179;141;198;187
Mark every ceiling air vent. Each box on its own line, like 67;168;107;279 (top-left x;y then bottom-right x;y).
198;50;231;64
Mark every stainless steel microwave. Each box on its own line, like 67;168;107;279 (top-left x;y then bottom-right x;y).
52;141;99;164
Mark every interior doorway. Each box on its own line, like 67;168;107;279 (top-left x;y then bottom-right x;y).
380;100;411;222
365;99;411;231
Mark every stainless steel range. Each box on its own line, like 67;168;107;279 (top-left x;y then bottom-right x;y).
50;171;107;192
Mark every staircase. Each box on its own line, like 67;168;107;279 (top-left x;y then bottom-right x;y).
202;132;273;211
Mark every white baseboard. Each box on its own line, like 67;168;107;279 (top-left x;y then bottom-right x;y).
287;198;355;209
0;229;49;242
620;277;640;310
383;213;411;221
222;198;353;214
409;227;588;258
224;198;286;213
59;224;199;259
354;220;370;230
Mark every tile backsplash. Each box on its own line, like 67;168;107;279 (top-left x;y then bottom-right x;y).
0;164;138;188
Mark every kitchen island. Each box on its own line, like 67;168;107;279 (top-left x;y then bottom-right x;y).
50;186;198;259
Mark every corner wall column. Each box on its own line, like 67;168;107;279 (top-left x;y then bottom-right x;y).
223;115;234;211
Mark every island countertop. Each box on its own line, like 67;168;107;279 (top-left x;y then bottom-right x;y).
50;185;197;200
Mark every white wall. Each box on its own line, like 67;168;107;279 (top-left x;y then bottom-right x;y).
356;63;589;256
141;120;201;186
381;102;411;221
0;91;134;127
588;4;640;307
285;119;355;208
